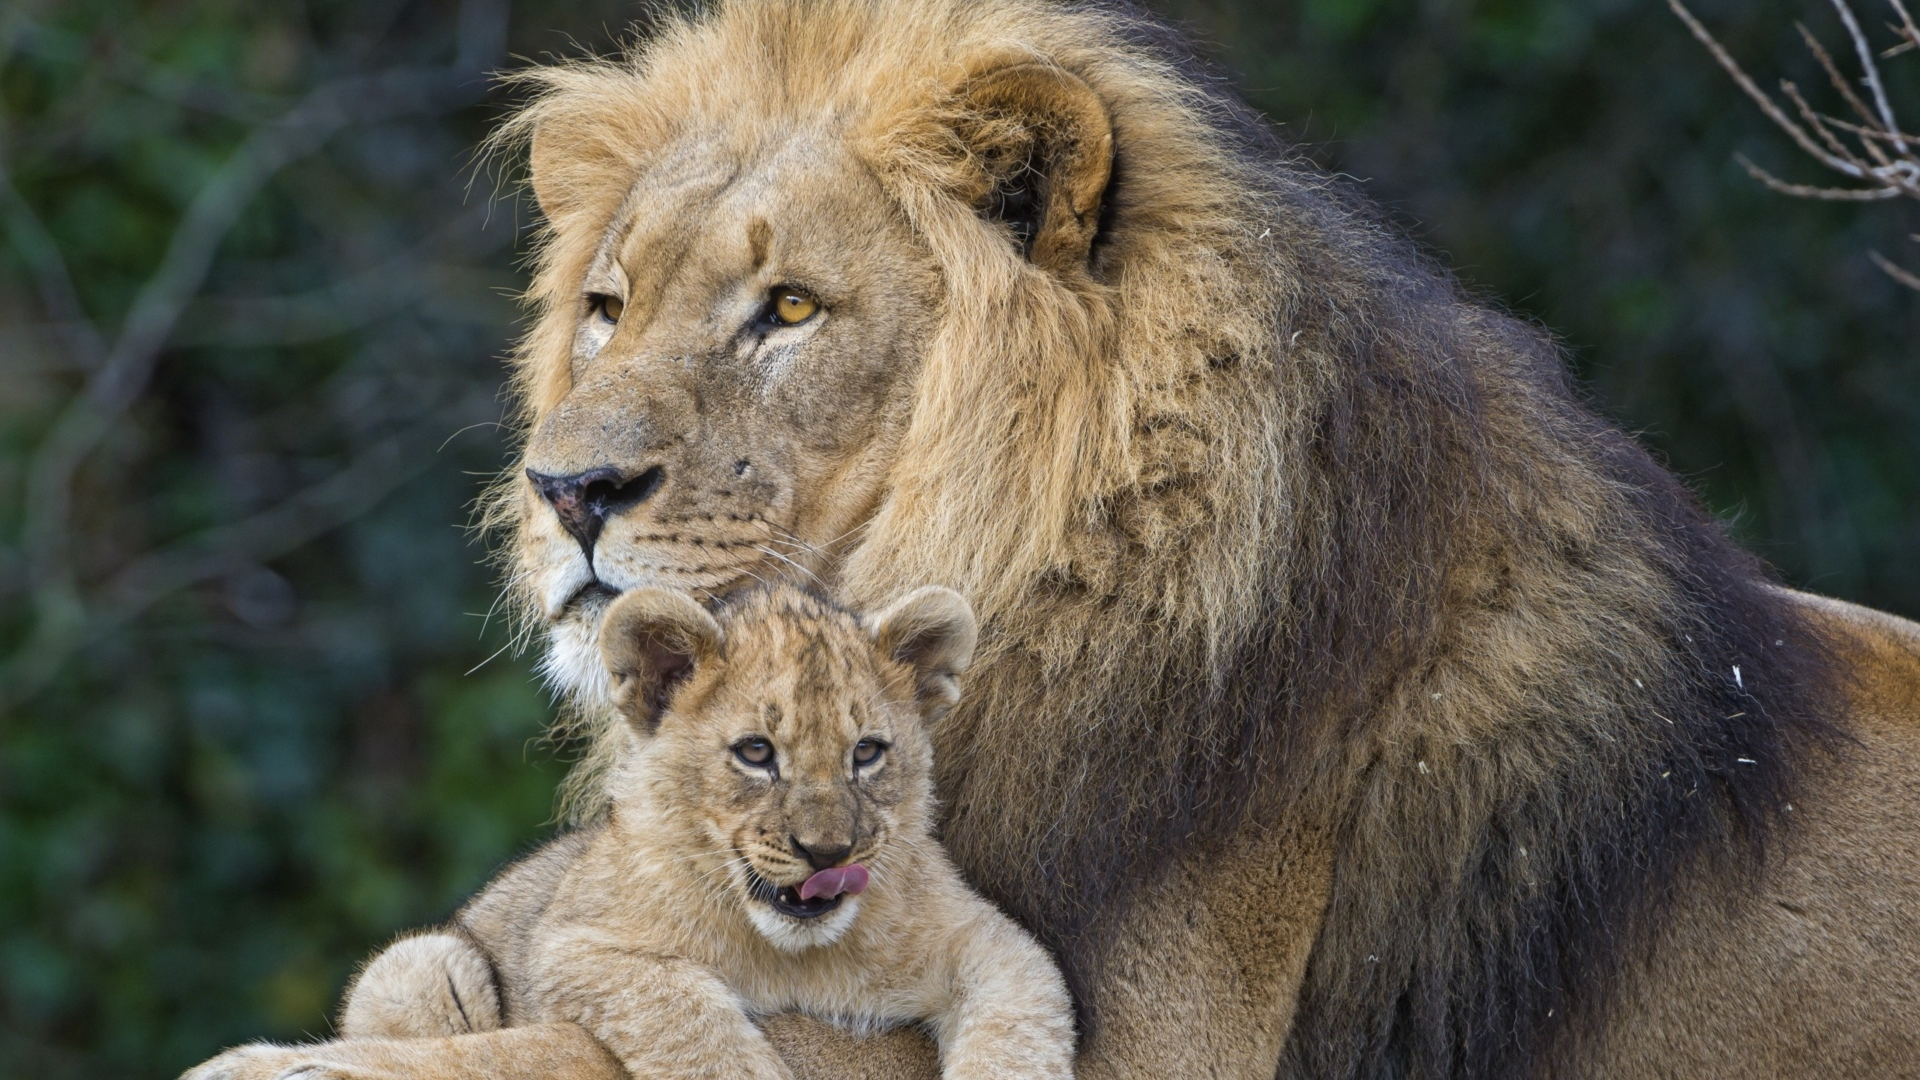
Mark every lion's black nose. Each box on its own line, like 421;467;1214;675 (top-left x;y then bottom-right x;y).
790;836;853;871
526;465;664;556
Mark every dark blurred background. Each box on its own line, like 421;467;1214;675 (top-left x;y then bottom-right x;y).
1;0;1913;1075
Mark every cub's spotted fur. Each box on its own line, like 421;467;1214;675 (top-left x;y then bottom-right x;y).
194;584;1073;1080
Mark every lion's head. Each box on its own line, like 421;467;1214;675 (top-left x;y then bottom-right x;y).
513;131;943;699
597;582;974;951
499;9;1133;707
493;1;1840;1074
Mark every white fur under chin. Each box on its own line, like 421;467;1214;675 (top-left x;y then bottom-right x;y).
539;609;612;707
747;895;863;952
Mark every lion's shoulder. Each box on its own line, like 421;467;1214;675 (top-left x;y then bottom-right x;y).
1789;587;1920;684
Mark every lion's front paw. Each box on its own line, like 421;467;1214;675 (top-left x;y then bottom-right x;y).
180;1043;355;1080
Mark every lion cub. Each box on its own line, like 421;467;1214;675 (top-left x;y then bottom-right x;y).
339;584;1074;1079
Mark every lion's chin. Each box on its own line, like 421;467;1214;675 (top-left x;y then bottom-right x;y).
536;558;793;702
537;586;619;702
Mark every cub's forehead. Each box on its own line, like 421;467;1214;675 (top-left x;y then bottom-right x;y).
706;596;898;726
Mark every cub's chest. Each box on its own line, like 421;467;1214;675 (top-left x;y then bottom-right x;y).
726;947;949;1029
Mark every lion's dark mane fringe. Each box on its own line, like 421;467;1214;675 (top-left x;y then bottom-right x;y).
949;6;1847;1078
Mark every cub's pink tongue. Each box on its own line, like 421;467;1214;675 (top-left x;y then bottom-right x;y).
798;863;869;902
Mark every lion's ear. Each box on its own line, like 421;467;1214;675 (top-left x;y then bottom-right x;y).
600;588;723;729
871;587;978;719
528;113;631;225
953;63;1114;276
517;81;656;227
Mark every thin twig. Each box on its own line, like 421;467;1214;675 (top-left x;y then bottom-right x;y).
1868;248;1920;286
1884;0;1920;53
15;33;500;662
1669;0;1873;180
1781;78;1880;169
1832;0;1912;154
1737;152;1907;198
0;401;484;709
1674;0;1920;289
1798;20;1890;139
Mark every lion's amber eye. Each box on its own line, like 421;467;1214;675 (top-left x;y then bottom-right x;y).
734;737;775;768
589;293;624;324
852;739;885;767
771;289;818;325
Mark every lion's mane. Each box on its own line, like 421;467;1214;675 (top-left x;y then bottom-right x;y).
494;3;1842;1077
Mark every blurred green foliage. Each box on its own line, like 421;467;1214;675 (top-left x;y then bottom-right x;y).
0;0;1914;1077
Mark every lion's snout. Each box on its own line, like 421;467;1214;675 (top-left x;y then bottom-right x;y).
525;465;664;556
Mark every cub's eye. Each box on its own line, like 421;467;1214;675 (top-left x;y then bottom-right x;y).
769;288;819;326
734;737;775;768
852;739;886;767
588;293;625;324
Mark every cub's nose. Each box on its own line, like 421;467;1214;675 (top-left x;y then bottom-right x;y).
789;836;854;871
526;465;663;555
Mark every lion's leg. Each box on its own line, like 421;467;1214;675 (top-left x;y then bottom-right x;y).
180;1024;624;1080
339;931;502;1039
1073;816;1335;1080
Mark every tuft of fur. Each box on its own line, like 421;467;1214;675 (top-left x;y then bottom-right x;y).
484;2;1846;1077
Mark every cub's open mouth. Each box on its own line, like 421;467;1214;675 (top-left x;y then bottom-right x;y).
744;864;868;920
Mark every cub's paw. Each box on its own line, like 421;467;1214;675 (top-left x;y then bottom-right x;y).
179;1043;356;1080
340;931;500;1039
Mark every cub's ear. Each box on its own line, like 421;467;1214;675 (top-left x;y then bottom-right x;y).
871;586;978;719
599;588;723;729
953;63;1114;276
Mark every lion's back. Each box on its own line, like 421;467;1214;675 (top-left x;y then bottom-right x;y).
1576;593;1920;1079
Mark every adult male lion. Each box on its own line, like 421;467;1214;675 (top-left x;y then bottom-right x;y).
191;0;1920;1078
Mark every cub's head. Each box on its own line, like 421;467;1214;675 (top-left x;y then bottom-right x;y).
598;582;976;950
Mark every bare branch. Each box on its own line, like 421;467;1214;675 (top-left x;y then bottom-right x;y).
1821;111;1917;141
1831;0;1912;154
1798;20;1888;135
1675;1;1920;289
1737;152;1908;197
16;33;502;651
1889;0;1920;46
0;395;491;709
1669;0;1874;180
1794;22;1898;167
0;152;108;369
1868;248;1920;287
1780;78;1880;169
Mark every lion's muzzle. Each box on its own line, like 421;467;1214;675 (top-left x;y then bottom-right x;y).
526;465;664;557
